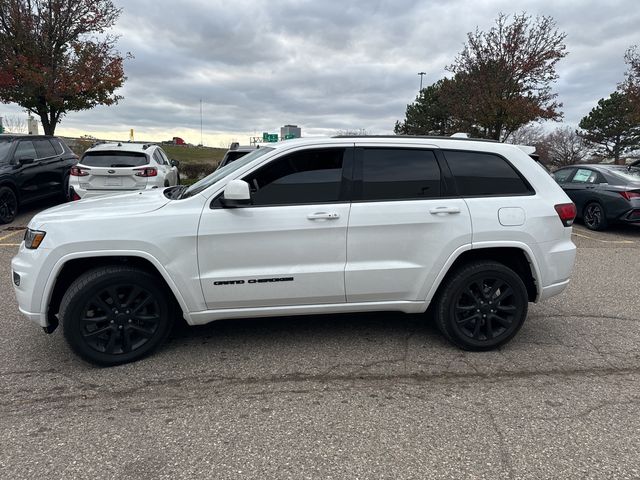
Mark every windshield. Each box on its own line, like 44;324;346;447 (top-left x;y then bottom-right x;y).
81;151;149;168
608;166;640;182
181;147;274;198
0;138;13;162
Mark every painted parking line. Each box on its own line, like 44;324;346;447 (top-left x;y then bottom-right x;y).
571;231;636;244
0;230;25;243
0;243;20;247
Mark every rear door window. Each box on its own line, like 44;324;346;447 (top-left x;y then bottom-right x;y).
81;151;149;167
33;139;57;159
14;141;37;161
570;168;598;184
444;150;533;196
359;148;441;201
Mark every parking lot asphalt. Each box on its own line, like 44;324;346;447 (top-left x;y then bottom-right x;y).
1;201;639;480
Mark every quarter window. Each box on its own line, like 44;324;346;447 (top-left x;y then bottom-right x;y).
361;148;441;201
243;148;346;206
445;150;532;196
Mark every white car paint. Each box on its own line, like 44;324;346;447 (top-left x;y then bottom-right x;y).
69;142;179;199
13;136;576;331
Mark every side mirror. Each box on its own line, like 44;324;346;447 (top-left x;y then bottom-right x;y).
220;179;251;208
18;157;35;166
170;159;180;167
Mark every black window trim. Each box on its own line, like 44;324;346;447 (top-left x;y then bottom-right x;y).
441;148;536;198
210;146;355;209
350;146;452;203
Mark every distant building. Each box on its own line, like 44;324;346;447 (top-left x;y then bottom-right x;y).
280;124;301;140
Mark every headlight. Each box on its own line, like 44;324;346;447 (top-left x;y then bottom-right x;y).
24;229;46;249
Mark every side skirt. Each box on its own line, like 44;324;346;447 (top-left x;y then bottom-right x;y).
187;301;426;326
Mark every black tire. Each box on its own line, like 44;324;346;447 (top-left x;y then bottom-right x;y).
434;261;528;351
583;202;608;231
0;186;18;224
60;174;71;202
60;266;175;366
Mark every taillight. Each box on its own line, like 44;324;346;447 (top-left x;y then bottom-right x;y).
134;167;158;177
555;203;577;227
70;166;90;177
619;191;640;201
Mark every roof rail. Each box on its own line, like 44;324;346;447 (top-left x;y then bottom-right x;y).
331;134;499;143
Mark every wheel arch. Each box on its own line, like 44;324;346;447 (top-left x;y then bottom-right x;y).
0;180;20;203
425;244;540;308
44;252;190;330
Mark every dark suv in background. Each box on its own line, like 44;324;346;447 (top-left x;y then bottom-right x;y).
0;135;78;223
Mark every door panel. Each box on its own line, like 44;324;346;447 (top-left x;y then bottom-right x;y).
198;145;353;310
345;145;472;302
346;199;471;302
198;204;350;309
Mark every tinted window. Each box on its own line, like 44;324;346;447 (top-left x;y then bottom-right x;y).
34;139;57;158
445;150;532;196
157;149;170;165
607;166;640;182
81;151;149;167
244;148;345;206
553;168;575;183
0;138;13;162
51;140;64;155
361;148;440;201
14;141;37;161
153;150;166;165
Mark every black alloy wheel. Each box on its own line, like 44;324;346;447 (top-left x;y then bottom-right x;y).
583;202;608;231
0;186;18;224
60;266;174;366
435;261;528;350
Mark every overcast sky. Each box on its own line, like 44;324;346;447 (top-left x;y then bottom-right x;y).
2;0;639;145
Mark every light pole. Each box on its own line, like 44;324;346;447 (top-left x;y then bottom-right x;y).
418;72;426;91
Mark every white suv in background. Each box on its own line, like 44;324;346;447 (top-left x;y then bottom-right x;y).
69;142;180;199
12;136;577;366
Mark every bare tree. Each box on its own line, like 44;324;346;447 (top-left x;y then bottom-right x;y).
335;128;370;136
546;126;588;167
1;114;27;133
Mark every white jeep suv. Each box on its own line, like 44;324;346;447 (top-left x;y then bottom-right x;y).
69;142;180;199
12;136;577;365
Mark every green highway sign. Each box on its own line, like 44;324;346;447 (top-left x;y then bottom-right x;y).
284;134;296;140
262;132;278;142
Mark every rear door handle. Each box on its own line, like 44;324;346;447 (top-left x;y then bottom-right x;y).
429;206;461;215
307;212;340;220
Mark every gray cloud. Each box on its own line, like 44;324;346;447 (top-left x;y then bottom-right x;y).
4;0;638;141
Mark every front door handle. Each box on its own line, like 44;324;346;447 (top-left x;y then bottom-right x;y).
429;206;461;215
307;212;340;220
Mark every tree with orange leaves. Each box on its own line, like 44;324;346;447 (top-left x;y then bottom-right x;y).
0;0;128;135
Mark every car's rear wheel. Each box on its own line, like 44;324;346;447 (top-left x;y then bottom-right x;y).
434;261;528;351
0;186;18;224
583;202;608;231
60;266;174;366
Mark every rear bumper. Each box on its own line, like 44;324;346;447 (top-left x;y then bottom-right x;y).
71;185;161;199
539;279;571;301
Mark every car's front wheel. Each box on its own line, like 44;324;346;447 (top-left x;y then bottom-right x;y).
0;186;18;224
60;265;174;366
434;261;528;351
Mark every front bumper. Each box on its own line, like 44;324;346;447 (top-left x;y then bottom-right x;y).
12;245;50;328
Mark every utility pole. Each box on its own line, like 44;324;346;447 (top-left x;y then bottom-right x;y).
199;99;203;146
418;72;426;91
